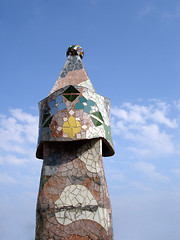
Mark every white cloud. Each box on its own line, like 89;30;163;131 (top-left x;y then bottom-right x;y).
1;154;29;165
111;100;178;156
112;101;177;128
112;103;148;124
130;124;174;155
134;162;170;182
10;108;39;143
150;110;177;128
0;109;38;165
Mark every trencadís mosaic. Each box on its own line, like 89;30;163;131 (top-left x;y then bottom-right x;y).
35;45;114;240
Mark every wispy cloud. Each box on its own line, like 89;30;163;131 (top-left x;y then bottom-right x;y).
139;4;180;20
0;109;38;165
111;100;178;157
0;154;29;165
134;161;170;182
0;109;41;239
112;100;177;128
139;5;155;18
174;100;180;111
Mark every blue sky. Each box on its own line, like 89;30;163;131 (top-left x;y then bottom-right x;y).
0;0;180;239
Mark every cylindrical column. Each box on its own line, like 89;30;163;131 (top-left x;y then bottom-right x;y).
35;139;113;239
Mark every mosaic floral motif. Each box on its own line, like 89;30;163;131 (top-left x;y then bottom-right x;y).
37;89;114;157
63;116;81;138
74;96;96;114
55;184;110;231
66;45;84;59
74;95;105;127
48;94;66;115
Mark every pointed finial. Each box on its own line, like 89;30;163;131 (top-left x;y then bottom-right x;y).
66;45;84;59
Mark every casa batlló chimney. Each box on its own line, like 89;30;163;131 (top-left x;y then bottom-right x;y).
35;45;115;240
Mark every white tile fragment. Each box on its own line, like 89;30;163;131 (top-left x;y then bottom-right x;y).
76;134;81;139
57;126;62;131
82;125;87;130
77;139;102;173
55;184;110;231
69;109;74;115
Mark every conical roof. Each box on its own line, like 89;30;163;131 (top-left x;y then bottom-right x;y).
49;46;95;95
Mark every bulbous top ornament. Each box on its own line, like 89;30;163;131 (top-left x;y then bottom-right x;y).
66;45;84;59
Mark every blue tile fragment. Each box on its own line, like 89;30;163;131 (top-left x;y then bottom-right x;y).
56;95;63;103
48;100;56;108
58;102;66;110
51;107;58;116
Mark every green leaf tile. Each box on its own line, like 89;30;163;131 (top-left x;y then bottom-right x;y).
74;102;84;109
91;112;104;122
91;116;103;126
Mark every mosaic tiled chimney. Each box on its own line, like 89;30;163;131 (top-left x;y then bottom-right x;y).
35;45;115;240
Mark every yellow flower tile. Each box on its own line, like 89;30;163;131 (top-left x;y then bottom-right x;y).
63;116;81;139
